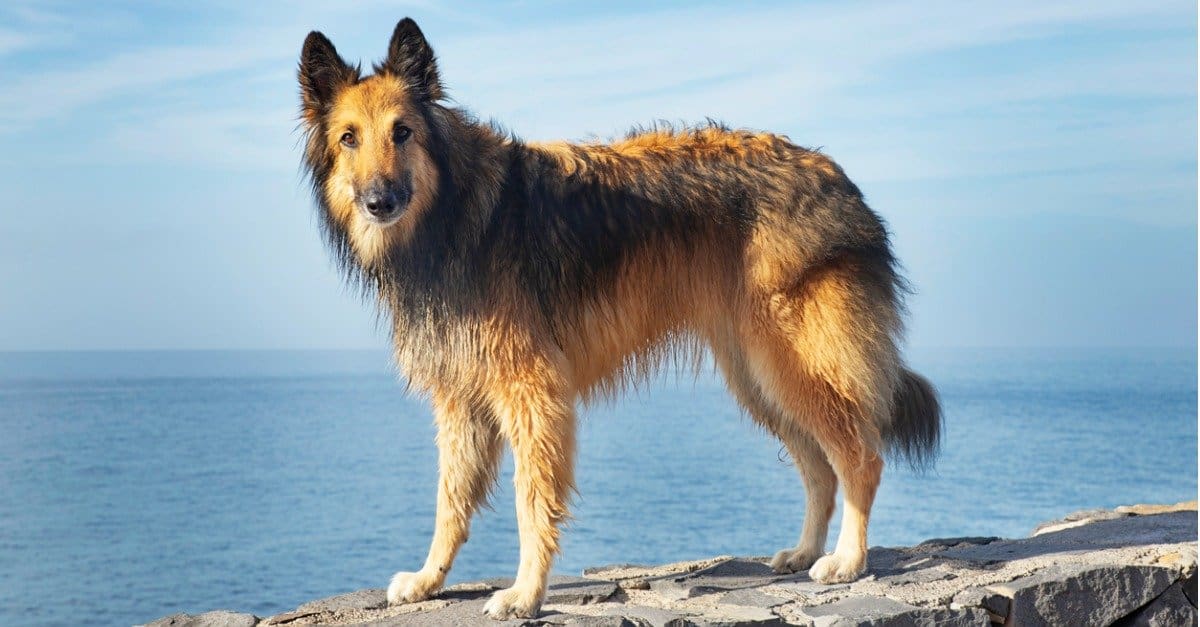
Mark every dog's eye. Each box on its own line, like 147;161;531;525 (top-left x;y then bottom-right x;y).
340;131;357;148
393;124;412;145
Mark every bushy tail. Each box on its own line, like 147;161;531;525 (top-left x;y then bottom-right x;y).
883;368;942;470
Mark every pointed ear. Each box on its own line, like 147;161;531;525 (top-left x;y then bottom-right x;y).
382;18;443;101
299;31;356;124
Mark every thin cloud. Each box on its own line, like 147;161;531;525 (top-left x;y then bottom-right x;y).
0;0;1192;189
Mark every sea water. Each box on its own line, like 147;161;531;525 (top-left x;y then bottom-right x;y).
0;348;1194;626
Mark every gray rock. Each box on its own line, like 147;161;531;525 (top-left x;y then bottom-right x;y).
1118;579;1198;626
792;595;912;624
883;608;989;627
572;617;641;626
477;575;618;602
1183;572;1198;607
349;596;500;626
700;604;785;626
949;587;1007;622
717;588;790;609
596;604;690;627
762;579;850;605
796;596;919;625
871;564;956;587
583;564;649;577
534;612;639;626
794;595;988;626
912;537;1002;551
543;576;620;605
1032;509;1128;536
847;548;909;578
646;558;796;601
986;564;1176;626
892;607;991;627
296;589;387;614
940;511;1197;564
142;611;259;627
339;580;616;626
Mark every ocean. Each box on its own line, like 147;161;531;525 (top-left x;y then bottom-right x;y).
0;348;1194;626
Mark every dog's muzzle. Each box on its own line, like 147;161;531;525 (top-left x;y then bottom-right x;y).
359;182;411;222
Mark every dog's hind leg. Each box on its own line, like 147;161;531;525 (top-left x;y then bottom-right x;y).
387;393;503;605
803;409;883;584
709;337;837;574
768;434;838;573
742;260;900;584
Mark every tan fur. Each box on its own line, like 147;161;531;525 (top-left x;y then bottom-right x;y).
605;126;782;160
323;76;440;267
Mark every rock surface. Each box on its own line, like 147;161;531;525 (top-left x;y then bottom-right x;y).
143;502;1197;626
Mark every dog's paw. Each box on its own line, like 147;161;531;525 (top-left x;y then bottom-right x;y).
770;546;823;574
482;586;543;620
387;570;441;605
808;552;866;584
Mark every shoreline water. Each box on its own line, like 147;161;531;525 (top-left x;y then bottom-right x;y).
0;347;1195;625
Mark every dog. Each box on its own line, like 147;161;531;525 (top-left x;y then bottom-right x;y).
297;18;941;620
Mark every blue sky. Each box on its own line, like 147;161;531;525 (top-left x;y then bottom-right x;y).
0;1;1195;350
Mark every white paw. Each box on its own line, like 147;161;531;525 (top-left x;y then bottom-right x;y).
808;552;866;584
770;546;823;574
387;570;440;605
482;586;543;620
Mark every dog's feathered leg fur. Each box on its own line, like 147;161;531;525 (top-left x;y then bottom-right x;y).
387;393;503;605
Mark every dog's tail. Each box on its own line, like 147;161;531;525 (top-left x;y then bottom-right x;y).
882;368;942;470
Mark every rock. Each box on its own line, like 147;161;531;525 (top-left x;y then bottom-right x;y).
583;564;649;577
142;611;259;627
788;595;989;627
644;558;798;601
716;588;789;609
593;603;690;626
352;598;498;626
1114;501;1198;516
1117;578;1197;626
296;589;387;614
790;596;916;624
940;510;1196;563
585;557;730;580
566;617;641;626
525;611;640;626
145;503;1198;627
701;604;785;626
1183;571;1198;607
984;564;1176;626
1032;509;1129;536
949;587;1007;622
543;576;620;605
911;536;1002;550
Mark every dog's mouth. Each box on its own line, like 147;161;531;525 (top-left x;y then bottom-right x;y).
361;207;406;227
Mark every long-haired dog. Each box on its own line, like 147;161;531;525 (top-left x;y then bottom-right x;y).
297;18;941;620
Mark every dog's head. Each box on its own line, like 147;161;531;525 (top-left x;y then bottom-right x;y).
298;18;442;268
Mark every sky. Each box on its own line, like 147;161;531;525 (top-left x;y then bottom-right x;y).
0;0;1195;350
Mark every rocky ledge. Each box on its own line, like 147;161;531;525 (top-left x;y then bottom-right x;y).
148;502;1197;626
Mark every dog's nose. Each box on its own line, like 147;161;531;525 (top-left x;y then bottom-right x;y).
362;188;399;217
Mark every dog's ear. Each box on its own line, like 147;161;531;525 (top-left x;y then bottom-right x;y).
299;31;356;124
383;18;443;101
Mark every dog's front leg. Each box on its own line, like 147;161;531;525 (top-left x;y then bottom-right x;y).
482;370;576;620
387;394;503;606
